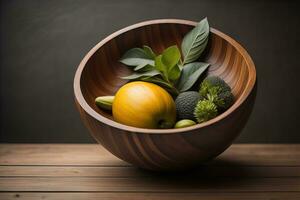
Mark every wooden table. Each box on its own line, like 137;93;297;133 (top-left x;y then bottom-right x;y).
0;144;299;199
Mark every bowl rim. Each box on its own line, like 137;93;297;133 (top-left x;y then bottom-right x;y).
74;19;256;134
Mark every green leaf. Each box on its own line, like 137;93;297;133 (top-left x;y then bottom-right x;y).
143;45;156;59
155;45;182;82
120;48;154;70
121;70;160;80
168;64;181;82
181;18;210;64
134;64;154;71
177;62;210;92
155;55;168;80
141;76;179;95
161;45;181;69
141;76;172;88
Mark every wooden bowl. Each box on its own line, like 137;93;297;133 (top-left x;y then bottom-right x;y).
74;19;256;170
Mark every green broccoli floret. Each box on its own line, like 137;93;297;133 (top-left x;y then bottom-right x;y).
194;99;218;123
199;76;234;111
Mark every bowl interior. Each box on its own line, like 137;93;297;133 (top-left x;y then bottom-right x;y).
78;21;254;124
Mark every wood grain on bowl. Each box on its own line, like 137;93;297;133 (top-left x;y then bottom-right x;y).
74;19;256;170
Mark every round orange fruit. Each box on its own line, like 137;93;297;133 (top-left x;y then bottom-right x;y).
112;81;176;129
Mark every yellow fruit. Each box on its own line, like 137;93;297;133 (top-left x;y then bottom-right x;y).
113;81;176;129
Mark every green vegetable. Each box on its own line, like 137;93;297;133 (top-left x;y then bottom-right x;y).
181;18;210;65
176;62;210;92
95;96;115;111
199;76;234;111
119;18;211;96
194;99;218;123
175;91;203;120
175;119;196;128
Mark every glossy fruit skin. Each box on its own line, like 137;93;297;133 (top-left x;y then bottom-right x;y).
174;119;196;128
113;81;176;129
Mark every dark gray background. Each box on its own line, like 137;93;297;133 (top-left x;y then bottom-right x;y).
1;0;300;143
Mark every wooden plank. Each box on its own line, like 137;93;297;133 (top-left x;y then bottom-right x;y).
0;144;127;166
0;145;299;198
1;166;299;177
0;144;299;166
0;177;299;192
1;192;300;200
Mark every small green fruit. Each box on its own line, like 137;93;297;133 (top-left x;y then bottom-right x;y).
174;119;196;128
95;96;114;111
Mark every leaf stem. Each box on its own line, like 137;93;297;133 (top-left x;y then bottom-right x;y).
179;58;183;66
170;86;180;96
166;82;179;96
